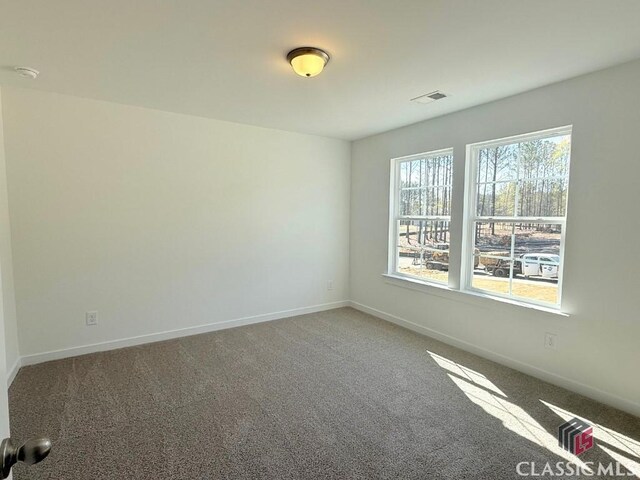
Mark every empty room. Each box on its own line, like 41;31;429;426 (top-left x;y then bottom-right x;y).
0;1;639;479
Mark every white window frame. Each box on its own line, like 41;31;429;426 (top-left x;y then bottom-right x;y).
461;125;572;309
388;148;454;286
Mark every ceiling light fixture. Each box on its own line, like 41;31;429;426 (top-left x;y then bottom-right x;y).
14;67;39;79
286;47;330;78
14;67;40;79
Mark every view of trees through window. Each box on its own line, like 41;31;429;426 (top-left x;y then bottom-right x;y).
390;128;571;308
396;151;453;284
470;130;571;306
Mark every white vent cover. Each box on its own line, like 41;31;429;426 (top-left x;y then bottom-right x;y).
411;90;448;104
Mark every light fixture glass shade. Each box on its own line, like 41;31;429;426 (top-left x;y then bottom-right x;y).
287;48;329;77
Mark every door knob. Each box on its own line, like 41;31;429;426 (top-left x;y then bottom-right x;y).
0;437;52;479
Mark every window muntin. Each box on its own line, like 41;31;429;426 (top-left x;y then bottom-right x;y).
465;127;571;307
391;149;453;285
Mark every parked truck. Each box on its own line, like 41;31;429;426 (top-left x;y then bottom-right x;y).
424;243;450;271
481;252;559;278
483;256;522;277
521;253;560;278
421;243;480;271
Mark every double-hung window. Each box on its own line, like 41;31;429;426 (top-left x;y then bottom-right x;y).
390;148;453;285
388;126;572;310
464;127;571;307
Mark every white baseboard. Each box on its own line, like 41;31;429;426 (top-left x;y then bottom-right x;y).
350;301;640;418
6;357;21;388
19;300;350;367
12;298;640;419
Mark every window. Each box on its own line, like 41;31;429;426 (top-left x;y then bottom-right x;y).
464;126;571;307
387;126;572;310
390;148;453;285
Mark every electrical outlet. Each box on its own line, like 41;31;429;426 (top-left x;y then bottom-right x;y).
86;311;98;326
544;332;557;350
327;281;334;291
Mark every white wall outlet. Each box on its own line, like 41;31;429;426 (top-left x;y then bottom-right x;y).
327;280;334;291
86;311;98;326
544;332;557;350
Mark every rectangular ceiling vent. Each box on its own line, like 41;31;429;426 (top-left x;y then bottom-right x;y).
411;90;448;104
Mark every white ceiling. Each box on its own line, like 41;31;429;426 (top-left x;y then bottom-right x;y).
2;0;640;140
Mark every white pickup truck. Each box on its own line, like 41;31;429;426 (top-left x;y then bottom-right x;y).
521;253;560;279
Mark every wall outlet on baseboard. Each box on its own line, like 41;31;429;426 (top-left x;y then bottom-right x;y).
544;332;557;350
327;280;334;291
86;311;98;326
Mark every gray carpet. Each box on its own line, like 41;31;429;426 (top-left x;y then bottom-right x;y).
8;307;640;479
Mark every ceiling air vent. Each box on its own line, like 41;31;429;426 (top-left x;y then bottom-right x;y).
411;90;448;104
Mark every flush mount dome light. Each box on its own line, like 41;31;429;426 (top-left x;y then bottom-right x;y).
14;67;39;79
287;47;330;77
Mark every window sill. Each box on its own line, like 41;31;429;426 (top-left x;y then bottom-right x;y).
382;273;569;317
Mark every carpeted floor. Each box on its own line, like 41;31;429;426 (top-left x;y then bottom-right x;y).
8;307;640;479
